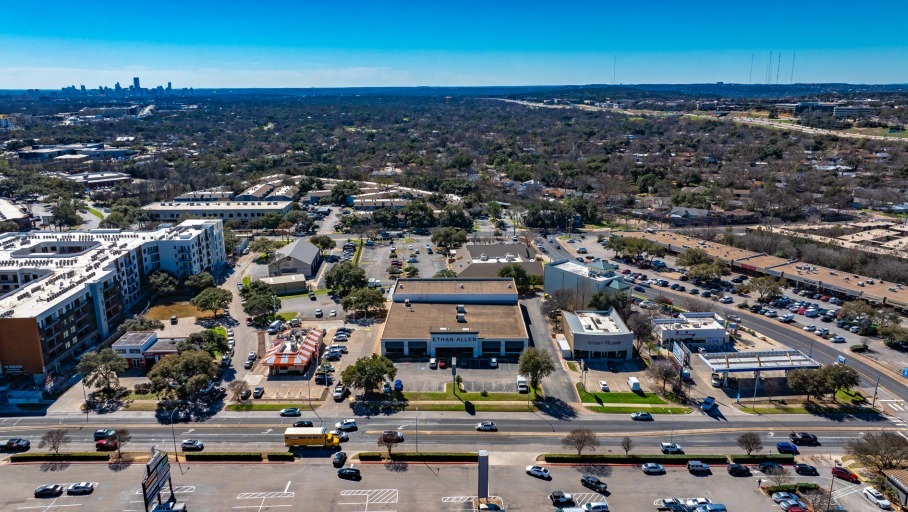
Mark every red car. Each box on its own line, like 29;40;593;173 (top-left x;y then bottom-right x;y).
831;466;860;483
246;317;254;326
438;359;447;369
96;439;118;451
820;296;830;302
621;269;631;275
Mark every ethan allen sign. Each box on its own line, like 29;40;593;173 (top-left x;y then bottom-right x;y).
430;333;478;344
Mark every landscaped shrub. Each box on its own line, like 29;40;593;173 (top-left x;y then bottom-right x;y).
543;454;728;464
266;452;296;462
183;452;263;462
10;452;109;462
729;454;795;463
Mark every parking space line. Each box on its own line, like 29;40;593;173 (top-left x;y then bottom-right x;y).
134;486;195;495
565;492;600;506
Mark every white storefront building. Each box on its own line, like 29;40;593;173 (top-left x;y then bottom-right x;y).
562;309;635;360
653;312;729;349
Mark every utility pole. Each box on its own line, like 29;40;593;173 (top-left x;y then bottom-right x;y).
749;53;754;84
415;407;419;453
871;374;881;409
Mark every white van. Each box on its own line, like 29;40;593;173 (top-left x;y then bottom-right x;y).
267;320;282;334
627;377;641;391
686;460;710;473
516;375;528;393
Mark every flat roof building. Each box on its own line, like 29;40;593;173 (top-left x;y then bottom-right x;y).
543;259;630;298
143;200;293;223
562;309;634;360
236;183;274;201
0;219;226;385
381;278;527;359
654;312;729;349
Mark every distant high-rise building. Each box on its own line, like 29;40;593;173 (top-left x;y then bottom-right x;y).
114;82;122;93
167;81;172;92
80;85;86;93
133;77;141;90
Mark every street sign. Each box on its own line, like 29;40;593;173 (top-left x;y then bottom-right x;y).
451;357;457;377
142;450;172;510
837;355;846;365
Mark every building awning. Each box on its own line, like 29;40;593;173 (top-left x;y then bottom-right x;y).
263;332;320;368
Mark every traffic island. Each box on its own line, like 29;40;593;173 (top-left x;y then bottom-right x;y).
355;451;479;463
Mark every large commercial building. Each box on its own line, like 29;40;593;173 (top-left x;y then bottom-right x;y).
455;243;543;280
0;219;226;386
142;200;294;223
267;239;321;278
381;278;528;359
562;309;634;360
654;312;729;350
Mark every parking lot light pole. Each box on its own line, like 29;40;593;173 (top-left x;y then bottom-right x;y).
415;407;419;454
669;410;674;444
169;408;183;473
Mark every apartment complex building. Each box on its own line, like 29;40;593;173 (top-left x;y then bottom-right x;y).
0;219;226;386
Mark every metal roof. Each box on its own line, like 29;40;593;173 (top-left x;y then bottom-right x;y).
698;350;821;373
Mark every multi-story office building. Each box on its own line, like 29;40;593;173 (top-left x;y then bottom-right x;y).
0;219;226;386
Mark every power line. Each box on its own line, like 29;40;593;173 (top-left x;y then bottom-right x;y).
776;53;782;85
749;54;754;85
790;51;796;84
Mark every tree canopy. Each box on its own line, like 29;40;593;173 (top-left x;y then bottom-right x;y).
187;328;230;357
147;349;218;400
517;348;556;397
184;272;216;294
430;227;467;251
340;354;398;394
326;261;368;296
147;270;178;296
190;287;234;317
77;348;128;395
340;287;386;317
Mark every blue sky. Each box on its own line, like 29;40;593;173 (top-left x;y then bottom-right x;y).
2;0;906;88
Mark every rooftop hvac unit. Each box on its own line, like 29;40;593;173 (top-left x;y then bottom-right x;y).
456;304;466;313
456;313;466;323
404;299;410;307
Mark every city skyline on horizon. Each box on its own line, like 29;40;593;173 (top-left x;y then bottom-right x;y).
2;0;907;88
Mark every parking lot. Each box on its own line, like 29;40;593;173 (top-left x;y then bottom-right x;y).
394;361;522;393
0;459;878;511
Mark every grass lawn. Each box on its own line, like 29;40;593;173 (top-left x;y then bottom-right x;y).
242;276;251;286
401;402;537;413
87;208;104;219
146;302;209;321
403;383;535;402
225;403;318;412
566;362;578;372
836;388;866;405
277;288;329;299
213;326;227;337
586;406;691;414
576;383;667;404
122;392;159;401
122;401;160;411
739;398;878;415
276;312;298;322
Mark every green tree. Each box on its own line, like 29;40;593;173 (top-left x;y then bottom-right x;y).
370;207;400;229
497;264;532;294
402;200;437;228
434;269;458;278
430;227;467;252
486;201;503;219
0;220;20;232
76;348;128;396
250;237;281;260
340;354;398;394
449;151;473;171
822;364;860;401
330;180;361;205
437;205;473;230
403;265;419;277
118;316;164;333
588;291;633;319
686;260;730;281
184;272;216;294
223;227;239;255
147;270;178;296
99;211;131;229
244;288;281;318
517;348;556;398
147;349;217;400
308;234;336;253
676;248;714;268
187;328;230;357
190;287;234;317
50;197;83;230
749;276;783;301
326;261;368;296
340;287;386;317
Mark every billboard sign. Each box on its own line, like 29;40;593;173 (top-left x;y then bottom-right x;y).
142;451;171;509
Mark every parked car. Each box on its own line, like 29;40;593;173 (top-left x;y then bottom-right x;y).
34;484;64;498
581;475;608;492
727;463;750;476
333;451;347;467
642;463;665;474
337;468;361;480
525;465;551;480
660;442;683;454
772;492;798;503
550;491;574;505
490;357;498;368
832;466;860;482
794;463;817;475
863;486;892;509
66;482;95;495
598;381;610;392
759;462;783;473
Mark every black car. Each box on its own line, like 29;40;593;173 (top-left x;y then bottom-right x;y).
789;432;818;445
580;475;607;492
239;389;251;400
293;420;314;428
727;463;751;476
315;374;332;385
253;387;265;399
2;438;30;451
794;463;818;475
338;468;361;480
606;361;617;372
333;451;347;467
759;462;783;473
34;485;63;498
309;292;317;301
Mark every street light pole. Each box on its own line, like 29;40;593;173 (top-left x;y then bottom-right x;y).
81;379;88;423
169;408;183;474
415;407;419;454
669;410;675;444
306;375;322;425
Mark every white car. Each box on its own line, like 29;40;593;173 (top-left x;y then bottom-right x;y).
598;381;609;392
779;499;807;511
863;487;892;509
525;465;551;479
660;442;683;453
685;498;711;508
803;324;816;331
490;358;498;368
719;296;733;304
330;310;337;317
335;419;357;431
830;335;846;343
582;502;609;511
771;492;796;503
476;421;498;431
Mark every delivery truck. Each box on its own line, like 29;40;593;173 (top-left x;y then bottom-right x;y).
283;427;340;449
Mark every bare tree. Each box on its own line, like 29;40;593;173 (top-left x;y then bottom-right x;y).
736;432;763;455
762;379;782;403
647;359;678;392
114;428;131;460
227;380;250;401
800;489;833;512
39;429;70;456
562;429;601;457
764;466;792;487
377;437;397;458
620;436;634;456
846;431;908;472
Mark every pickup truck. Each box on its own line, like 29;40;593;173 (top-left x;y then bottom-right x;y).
549;491;574;505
